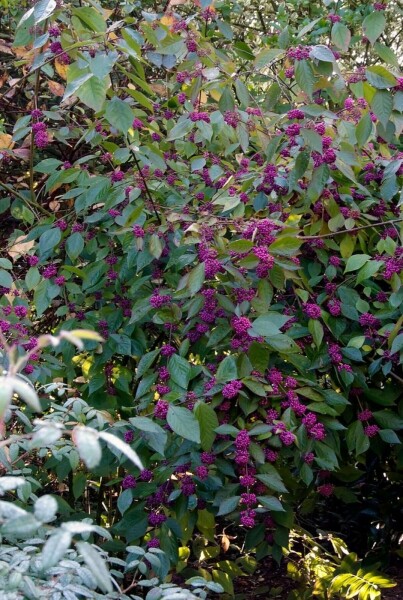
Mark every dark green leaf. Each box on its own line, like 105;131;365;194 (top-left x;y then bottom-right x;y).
331;22;351;52
356;112;373;147
295;60;315;99
371;90;393;127
105;97;134;132
195;402;219;451
169;354;191;389
167;405;201;443
362;11;386;45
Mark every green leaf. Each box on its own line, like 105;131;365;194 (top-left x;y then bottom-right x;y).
348;336;366;349
39;228;61;256
169;354;191;389
257;496;285;511
307;164;329;201
34;495;57;523
288;151;310;192
362;11;386;45
98;431;143;470
346;421;370;456
73;426;102;469
391;333;403;356
33;280;50;317
76;76;107;112
257;468;288;493
34;0;56;24
0;379;13;418
297;17;321;38
1;514;40;538
267;334;300;354
219;87;235;112
76;541;113;594
265;82;282;110
216;356;238;383
136;349;160;379
166;119;194;141
34;159;62;174
0;269;13;289
228;239;254;253
149;234;163;259
254;48;284;70
251;313;292;336
235;79;250;108
355;112;373;147
344;254;370;273
105;97;134;132
63;70;92;104
269;236;301;256
234;41;254;60
371;90;393;127
374;42;400;68
195;402;219;451
217;496;240;516
10;377;41;412
309;319;324;347
331;22;351;52
295;60;315;100
167;405;201;443
42;530;72;570
379;429;401;444
356;260;383;284
66;232;84;261
72;7;106;33
216;19;233;40
373;410;403;430
365;66;397;89
129;417;167;455
187;262;206;295
310;45;335;62
301;129;323;153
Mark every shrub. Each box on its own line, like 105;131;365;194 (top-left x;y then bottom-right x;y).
0;0;402;595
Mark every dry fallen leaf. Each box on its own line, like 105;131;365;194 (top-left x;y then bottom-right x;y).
161;14;176;26
55;58;68;80
49;200;61;212
0;71;8;87
48;80;65;96
221;534;230;552
150;83;168;96
13;45;35;63
166;0;187;6
12;148;30;161
0;134;14;149
8;235;35;259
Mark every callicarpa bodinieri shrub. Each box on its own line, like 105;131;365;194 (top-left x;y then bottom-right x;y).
0;0;403;594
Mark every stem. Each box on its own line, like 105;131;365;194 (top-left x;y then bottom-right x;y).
127;143;161;224
0;180;52;217
29;67;42;204
299;218;403;240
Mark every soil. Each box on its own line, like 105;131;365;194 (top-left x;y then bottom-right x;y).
383;566;403;600
233;558;297;599
233;558;403;599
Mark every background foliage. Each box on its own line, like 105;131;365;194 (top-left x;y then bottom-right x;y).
0;0;402;597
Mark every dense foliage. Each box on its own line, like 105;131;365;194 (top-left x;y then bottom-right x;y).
0;0;402;597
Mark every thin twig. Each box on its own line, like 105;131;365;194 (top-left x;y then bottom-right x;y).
128;144;161;224
0;180;52;217
299;219;403;240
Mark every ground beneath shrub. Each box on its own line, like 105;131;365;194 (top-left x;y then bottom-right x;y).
383;566;403;599
234;557;296;599
233;558;403;599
